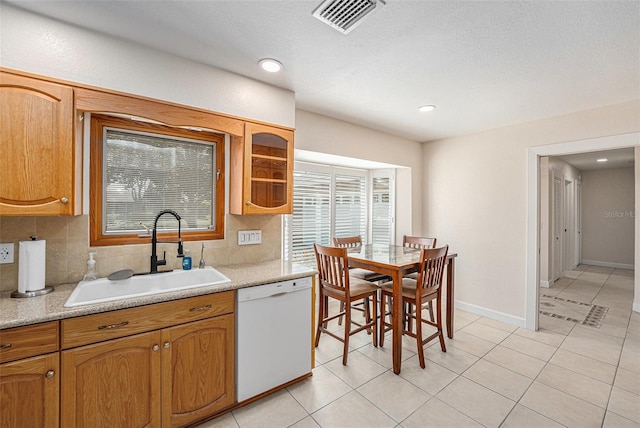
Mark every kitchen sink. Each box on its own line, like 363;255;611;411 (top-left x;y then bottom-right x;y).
64;266;231;308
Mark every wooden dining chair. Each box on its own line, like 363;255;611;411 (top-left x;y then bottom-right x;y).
402;235;438;326
333;236;390;283
379;245;448;368
314;243;379;365
332;236;388;326
403;235;437;250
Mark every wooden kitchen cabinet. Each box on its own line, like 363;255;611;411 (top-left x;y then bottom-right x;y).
230;122;294;214
61;292;236;427
162;315;235;427
0;71;81;216
61;332;161;428
0;321;60;428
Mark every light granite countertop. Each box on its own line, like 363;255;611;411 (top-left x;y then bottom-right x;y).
0;259;316;329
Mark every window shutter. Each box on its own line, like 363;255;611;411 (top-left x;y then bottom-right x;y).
334;174;367;242
286;170;332;266
371;176;391;244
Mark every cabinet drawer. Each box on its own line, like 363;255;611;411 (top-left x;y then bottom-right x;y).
0;321;59;364
61;291;235;349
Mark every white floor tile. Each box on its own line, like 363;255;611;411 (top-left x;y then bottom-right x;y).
357;371;431;422
435;376;515;427
519;382;605;427
311;391;396;428
400;397;483;428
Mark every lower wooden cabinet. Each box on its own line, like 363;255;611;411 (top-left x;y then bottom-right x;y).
61;315;235;428
162;314;235;427
61;332;161;427
0;352;60;428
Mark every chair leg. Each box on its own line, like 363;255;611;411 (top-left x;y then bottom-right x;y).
379;294;390;347
338;301;344;326
406;302;414;331
437;297;446;352
342;300;351;365
427;302;435;323
315;292;325;347
415;303;426;369
371;293;378;347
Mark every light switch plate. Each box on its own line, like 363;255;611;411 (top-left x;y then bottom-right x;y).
0;243;14;264
238;230;262;246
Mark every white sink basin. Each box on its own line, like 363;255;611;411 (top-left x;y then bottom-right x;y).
64;267;231;308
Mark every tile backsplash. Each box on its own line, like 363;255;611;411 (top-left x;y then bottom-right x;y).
0;214;282;292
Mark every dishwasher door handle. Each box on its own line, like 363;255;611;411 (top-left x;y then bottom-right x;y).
268;291;290;298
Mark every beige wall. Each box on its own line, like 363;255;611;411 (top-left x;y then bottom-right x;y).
581;168;635;267
295;109;422;241
422;100;640;324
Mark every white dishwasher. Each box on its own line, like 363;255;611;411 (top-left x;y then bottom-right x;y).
236;276;312;401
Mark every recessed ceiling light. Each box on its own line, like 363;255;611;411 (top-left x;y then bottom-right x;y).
597;158;608;162
258;58;283;73
418;105;436;113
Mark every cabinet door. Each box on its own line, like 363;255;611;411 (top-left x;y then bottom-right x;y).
0;72;79;216
234;122;293;215
161;314;235;427
61;332;162;428
0;352;59;428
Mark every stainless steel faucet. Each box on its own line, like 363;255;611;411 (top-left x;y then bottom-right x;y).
150;209;184;273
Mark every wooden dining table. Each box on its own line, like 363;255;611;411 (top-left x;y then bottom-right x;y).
347;244;458;374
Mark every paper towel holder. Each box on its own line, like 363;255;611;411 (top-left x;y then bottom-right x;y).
11;286;54;298
11;236;54;299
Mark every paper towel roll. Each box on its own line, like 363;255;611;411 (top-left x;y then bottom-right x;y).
18;239;46;293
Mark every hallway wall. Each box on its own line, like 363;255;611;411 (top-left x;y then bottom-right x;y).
582;168;635;267
422;101;640;325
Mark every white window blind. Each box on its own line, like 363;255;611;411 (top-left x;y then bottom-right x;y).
104;128;215;234
286;170;332;266
371;176;391;244
284;163;369;267
334;174;367;241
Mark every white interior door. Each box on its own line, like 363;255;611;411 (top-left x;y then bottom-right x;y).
576;179;582;266
552;176;563;281
564;179;574;272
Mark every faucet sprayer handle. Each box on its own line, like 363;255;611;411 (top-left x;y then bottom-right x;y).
177;240;184;257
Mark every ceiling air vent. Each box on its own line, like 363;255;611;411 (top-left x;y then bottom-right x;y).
312;0;385;34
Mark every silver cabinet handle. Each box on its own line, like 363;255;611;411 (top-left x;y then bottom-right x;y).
189;304;212;312
0;343;11;350
98;321;129;330
152;344;159;352
163;342;170;349
60;197;69;204
45;370;55;379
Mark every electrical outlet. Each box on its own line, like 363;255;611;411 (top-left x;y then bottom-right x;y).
238;230;262;246
0;243;14;264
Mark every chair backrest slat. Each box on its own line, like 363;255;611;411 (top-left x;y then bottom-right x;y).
314;243;350;295
403;235;437;250
333;236;363;249
415;245;448;297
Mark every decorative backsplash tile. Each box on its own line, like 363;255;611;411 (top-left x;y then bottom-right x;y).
0;214;282;292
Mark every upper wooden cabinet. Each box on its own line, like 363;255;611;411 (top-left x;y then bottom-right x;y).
0;71;81;216
230;122;293;215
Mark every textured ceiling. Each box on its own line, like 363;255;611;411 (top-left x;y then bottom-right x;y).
6;0;640;144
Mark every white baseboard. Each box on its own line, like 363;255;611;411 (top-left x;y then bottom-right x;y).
455;301;527;329
581;260;635;270
633;302;640;313
540;280;551;289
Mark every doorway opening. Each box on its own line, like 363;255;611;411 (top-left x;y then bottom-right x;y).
526;133;639;330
